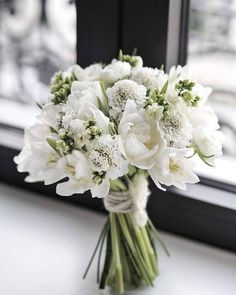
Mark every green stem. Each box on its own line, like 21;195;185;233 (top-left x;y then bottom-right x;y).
148;218;170;257
83;220;108;279
140;226;158;276
127;213;155;280
110;213;124;295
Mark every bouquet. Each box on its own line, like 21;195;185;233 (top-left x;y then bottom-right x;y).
15;51;223;294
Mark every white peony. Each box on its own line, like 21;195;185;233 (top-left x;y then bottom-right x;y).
149;148;199;190
99;59;131;85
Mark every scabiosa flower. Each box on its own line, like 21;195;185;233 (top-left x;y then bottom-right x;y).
159;103;192;149
131;67;167;91
107;79;147;118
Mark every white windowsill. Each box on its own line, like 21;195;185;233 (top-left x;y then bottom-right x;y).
0;182;235;295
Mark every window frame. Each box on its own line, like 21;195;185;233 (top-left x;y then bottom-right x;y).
0;0;235;252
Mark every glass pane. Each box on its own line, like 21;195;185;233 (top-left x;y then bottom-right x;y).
188;0;236;185
0;0;76;127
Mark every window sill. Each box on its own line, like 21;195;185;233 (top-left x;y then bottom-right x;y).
0;182;235;295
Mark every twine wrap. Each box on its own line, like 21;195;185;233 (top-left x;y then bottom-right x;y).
104;175;150;227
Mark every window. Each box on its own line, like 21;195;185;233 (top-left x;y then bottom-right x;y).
0;0;235;252
0;0;76;129
188;0;236;188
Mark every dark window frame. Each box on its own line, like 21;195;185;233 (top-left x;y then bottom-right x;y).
0;0;235;251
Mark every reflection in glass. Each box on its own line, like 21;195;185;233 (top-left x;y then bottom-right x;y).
188;0;236;157
0;0;76;105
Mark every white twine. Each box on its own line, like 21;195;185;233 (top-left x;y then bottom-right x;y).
104;175;150;227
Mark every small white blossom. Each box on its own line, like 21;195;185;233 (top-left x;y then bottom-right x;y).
99;59;131;85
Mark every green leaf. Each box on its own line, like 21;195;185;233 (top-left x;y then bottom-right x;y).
46;138;62;157
118;49;123;61
96;96;109;117
108;123;117;136
160;80;168;94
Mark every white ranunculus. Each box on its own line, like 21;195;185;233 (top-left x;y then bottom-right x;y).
72;63;103;81
107;79;147;119
14;123;66;185
119;100;166;169
99;59;131;85
131;67;167;91
149;148;199;190
192;127;224;166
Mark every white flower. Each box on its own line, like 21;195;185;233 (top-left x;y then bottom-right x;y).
38;103;63;130
159;102;192;148
56;135;128;198
167;65;212;104
72;63;103;81
131;67;167;91
188;105;224;165
118;100;166;169
99;59;131;85
107;79;147;118
188;105;219;131
149;148;199;190
14;123;65;185
192;127;224;166
68;80;104;110
62;102;110;150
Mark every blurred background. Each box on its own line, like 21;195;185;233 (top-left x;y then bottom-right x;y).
0;0;235;179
